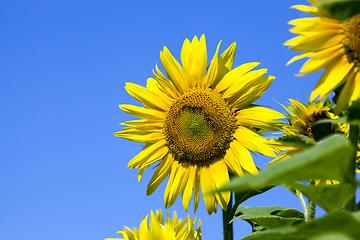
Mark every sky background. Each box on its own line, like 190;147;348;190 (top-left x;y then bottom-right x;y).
0;0;352;239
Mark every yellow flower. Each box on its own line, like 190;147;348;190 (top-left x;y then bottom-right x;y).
115;35;284;214
106;210;201;240
270;98;343;184
285;0;360;113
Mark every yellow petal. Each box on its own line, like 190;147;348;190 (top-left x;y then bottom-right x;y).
149;211;165;240
200;166;217;214
119;104;165;121
223;68;267;100
234;126;277;157
139;216;151;239
334;68;357;114
127;139;167;168
298;44;343;75
193;167;201;214
210;161;230;211
212;42;236;87
231;76;274;110
231;140;258;174
182;165;196;212
312;55;355;99
289;31;344;52
114;129;164;143
146;154;174;195
160;46;186;94
205;40;221;88
286;52;314;66
153;63;178;99
164;162;187;208
236;106;285;131
216;62;260;94
125;82;169;112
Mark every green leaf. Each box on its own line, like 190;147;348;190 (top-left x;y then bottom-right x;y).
275;135;315;150
284;182;356;213
233;206;305;229
348;98;360;125
242;211;360;240
317;0;360;21
311;117;347;126
234;186;275;206
213;135;355;194
309;233;355;240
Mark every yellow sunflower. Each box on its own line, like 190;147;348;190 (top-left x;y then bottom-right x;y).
270;98;343;184
106;209;201;240
115;35;284;214
285;0;360;113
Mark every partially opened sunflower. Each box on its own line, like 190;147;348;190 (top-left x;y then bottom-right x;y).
285;0;360;113
115;35;284;214
106;209;201;240
269;98;345;184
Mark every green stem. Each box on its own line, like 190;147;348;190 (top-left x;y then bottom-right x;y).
294;190;308;220
306;181;316;221
307;198;316;221
345;124;359;212
223;192;234;240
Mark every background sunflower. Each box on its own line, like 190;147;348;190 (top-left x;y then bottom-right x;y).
285;0;360;113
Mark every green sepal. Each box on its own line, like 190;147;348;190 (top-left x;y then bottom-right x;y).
317;0;360;21
275;135;315;150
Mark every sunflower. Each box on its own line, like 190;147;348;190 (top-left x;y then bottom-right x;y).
115;35;284;214
270;98;344;184
284;0;360;113
106;209;201;240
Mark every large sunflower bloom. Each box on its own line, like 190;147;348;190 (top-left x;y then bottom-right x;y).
106;209;201;240
270;98;344;184
285;0;360;113
115;35;284;214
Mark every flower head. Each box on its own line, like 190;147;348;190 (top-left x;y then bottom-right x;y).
106;210;201;240
285;0;360;113
270;98;347;184
115;35;284;214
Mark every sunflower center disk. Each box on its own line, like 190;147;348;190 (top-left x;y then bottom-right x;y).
163;89;238;166
344;14;360;64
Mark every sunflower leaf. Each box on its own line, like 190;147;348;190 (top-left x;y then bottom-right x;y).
348;98;360;125
213;135;356;194
311;117;348;126
234;186;275;206
318;0;360;21
284;182;356;213
233;206;305;229
241;211;360;240
275;135;315;150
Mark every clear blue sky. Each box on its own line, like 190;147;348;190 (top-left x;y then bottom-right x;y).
0;0;343;239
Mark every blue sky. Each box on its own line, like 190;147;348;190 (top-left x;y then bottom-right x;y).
0;0;344;239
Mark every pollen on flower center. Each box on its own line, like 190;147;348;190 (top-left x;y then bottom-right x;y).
343;14;360;64
163;89;238;166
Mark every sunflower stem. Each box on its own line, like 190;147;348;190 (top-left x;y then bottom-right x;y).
222;192;234;240
306;181;316;221
294;190;308;221
345;124;359;212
